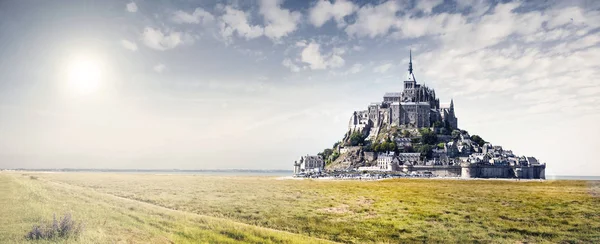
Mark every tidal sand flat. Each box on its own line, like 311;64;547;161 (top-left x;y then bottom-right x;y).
1;172;599;243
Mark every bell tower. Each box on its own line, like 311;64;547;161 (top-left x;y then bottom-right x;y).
404;50;417;90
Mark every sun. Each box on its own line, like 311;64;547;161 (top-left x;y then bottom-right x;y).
66;56;103;95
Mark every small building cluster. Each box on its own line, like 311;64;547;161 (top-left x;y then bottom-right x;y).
357;130;545;179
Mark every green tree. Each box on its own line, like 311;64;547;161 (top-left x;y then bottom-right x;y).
332;141;341;149
420;128;438;145
349;132;365;146
451;130;461;139
437;142;445;149
416;144;433;158
318;148;333;161
330;151;340;161
369;140;398;153
470;135;486;147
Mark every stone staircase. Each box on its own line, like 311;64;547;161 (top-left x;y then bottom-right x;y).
367;127;379;141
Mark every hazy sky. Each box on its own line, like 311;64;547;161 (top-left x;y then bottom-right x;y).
0;0;599;175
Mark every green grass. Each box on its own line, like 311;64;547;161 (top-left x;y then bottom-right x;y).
0;173;333;243
1;172;599;243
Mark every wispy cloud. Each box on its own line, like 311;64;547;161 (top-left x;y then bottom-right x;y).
218;5;264;42
259;0;302;40
126;2;137;13
308;0;356;28
141;27;184;51
120;39;138;51
345;1;401;38
373;63;393;73
153;63;166;73
172;8;215;25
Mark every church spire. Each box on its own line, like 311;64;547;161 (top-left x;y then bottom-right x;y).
406;49;417;82
408;49;413;74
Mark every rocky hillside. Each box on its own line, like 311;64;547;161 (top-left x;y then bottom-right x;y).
323;123;468;170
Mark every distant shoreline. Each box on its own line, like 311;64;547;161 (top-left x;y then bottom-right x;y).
2;169;598;180
1;168;292;173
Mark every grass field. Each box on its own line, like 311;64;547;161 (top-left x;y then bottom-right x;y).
1;172;599;243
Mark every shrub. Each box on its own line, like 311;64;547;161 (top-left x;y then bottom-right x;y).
415;144;433;159
419;128;438;145
26;213;84;240
437;143;445;149
349;132;365;146
318;148;333;161
470;135;486;147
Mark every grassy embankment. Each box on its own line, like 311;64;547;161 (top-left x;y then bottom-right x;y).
0;173;333;243
1;172;599;243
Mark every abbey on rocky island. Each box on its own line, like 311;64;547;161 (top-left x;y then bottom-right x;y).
294;51;545;179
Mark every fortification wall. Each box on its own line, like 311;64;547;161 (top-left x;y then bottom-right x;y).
458;165;545;179
410;166;461;177
479;166;513;178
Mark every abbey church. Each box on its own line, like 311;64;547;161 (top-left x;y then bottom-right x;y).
349;51;457;136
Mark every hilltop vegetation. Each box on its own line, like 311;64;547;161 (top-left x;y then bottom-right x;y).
2;172;598;243
323;124;490;170
318;121;494;169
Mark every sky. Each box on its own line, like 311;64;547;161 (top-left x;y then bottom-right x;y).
0;0;599;175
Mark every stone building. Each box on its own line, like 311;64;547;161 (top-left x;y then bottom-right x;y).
376;152;400;171
348;51;458;135
293;155;324;174
397;153;421;165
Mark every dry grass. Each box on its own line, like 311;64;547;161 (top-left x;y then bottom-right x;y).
2;172;599;243
0;173;334;244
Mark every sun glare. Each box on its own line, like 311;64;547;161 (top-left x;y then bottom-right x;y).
66;56;103;95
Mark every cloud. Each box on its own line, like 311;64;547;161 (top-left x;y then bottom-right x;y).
172;8;215;25
300;42;345;70
259;0;302;40
345;1;401;38
330;63;363;76
153;64;166;73
126;2;137;13
546;6;587;29
563;34;600;51
373;63;393;73
141;27;185;51
219;6;264;41
347;63;363;74
415;0;443;14
393;12;466;39
295;40;307;47
309;0;357;27
120;39;138;51
282;58;301;72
